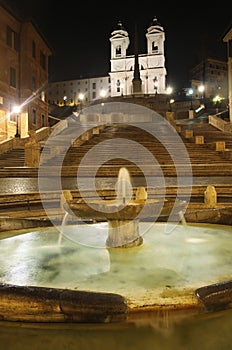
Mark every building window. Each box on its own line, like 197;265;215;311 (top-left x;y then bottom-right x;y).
40;50;46;70
116;46;121;57
10;67;16;88
7;26;19;51
41;114;45;127
92;82;96;89
32;41;36;58
92;91;96;99
32;109;36;124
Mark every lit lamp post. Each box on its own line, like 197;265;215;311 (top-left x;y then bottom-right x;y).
188;88;193;110
100;89;107;99
78;93;84;113
213;95;222;113
13;105;21;138
198;84;205;100
188;88;194;119
100;89;107;114
166;86;173;111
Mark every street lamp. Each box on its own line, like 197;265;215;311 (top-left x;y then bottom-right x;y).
63;95;67;105
100;89;107;114
166;86;173;111
213;95;223;113
13;105;21;138
188;88;193;110
100;89;107;98
78;93;84;113
198;85;205;100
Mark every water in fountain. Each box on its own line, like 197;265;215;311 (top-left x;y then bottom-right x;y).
1;221;232;309
115;167;133;204
58;211;69;245
179;210;187;226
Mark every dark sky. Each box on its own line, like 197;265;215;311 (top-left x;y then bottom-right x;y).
6;0;232;89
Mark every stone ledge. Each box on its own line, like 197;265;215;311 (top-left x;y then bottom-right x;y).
0;283;128;323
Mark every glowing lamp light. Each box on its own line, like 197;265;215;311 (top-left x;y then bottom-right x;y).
13;105;20;114
78;93;84;101
166;86;173;95
198;85;205;95
100;89;107;98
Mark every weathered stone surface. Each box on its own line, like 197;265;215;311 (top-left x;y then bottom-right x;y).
184;206;232;225
0;283;128;323
195;280;232;312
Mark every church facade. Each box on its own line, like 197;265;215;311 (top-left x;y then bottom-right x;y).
109;17;167;97
47;17;167;106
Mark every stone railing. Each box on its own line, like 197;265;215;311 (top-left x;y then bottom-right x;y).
208;115;232;133
0;127;51;155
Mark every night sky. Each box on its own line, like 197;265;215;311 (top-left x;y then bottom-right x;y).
5;0;232;90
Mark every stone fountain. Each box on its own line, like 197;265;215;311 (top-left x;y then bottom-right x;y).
63;167;187;248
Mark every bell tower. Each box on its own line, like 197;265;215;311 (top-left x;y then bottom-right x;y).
110;20;129;59
109;21;130;96
145;16;166;94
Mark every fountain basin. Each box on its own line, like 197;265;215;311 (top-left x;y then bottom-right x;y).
1;222;232;323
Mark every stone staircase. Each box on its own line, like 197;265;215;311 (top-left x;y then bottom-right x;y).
0;149;25;167
38;121;232;177
1;115;232;178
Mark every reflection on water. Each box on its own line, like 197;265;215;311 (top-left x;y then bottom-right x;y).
1;308;232;350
